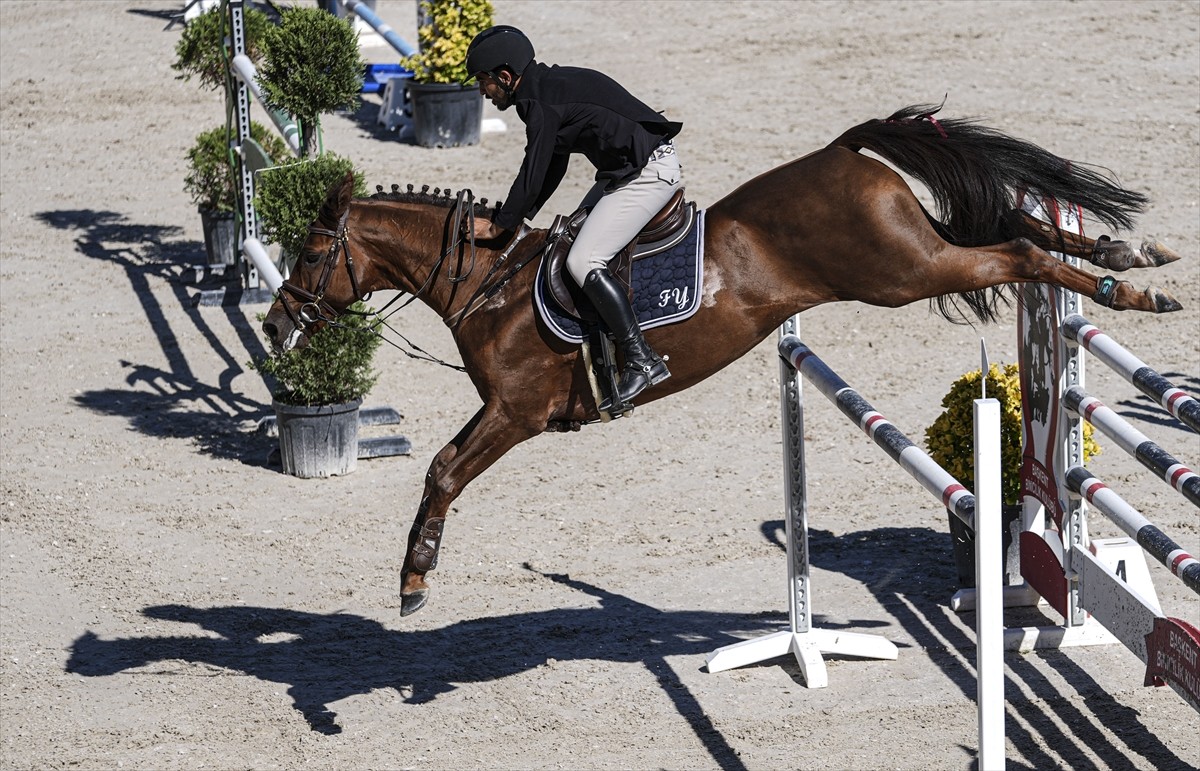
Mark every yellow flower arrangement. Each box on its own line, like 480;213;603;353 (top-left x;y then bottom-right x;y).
925;363;1100;505
402;0;495;84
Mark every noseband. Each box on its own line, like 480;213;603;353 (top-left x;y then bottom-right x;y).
276;208;365;334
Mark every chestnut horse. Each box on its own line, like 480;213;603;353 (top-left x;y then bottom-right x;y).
262;105;1183;616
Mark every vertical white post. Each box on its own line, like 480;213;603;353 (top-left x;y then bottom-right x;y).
974;396;1005;770
1055;203;1088;628
229;0;260;292
780;315;812;638
705;318;897;683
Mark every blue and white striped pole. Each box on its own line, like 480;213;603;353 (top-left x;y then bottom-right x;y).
342;0;416;57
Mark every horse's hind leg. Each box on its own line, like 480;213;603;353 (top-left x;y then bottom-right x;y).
968;238;1182;313
1000;209;1182;271
1137;239;1185;267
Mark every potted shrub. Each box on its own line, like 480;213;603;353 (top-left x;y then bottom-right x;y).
171;3;275;92
253;153;366;268
401;0;494;148
184;122;291;266
174;5;282;266
251;301;382;478
925;363;1100;587
256;6;364;157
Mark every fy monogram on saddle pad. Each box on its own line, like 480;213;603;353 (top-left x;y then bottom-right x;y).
534;206;706;344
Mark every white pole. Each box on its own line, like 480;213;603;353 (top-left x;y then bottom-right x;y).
974;396;1005;770
230;54;303;156
243;237;283;292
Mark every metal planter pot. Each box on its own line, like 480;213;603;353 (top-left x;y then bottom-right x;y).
406;82;482;148
199;208;238;266
273;398;362;478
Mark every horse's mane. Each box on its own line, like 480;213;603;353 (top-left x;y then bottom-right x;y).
366;183;502;220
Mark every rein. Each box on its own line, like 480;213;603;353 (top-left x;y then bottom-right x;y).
274;200;467;371
444;222;541;329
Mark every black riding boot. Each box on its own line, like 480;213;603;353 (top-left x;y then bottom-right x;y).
582;268;671;412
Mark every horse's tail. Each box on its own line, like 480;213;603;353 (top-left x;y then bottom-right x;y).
832;104;1148;322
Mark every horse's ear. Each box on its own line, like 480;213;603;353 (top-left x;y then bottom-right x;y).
338;171;355;204
319;172;356;226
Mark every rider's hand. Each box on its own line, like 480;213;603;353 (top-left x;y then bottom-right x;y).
472;218;505;241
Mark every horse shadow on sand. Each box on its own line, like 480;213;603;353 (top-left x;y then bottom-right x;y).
760;522;1191;771
66;525;1190;768
35;209;275;464
68;568;820;769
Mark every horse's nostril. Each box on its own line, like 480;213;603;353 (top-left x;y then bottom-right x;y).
262;321;278;342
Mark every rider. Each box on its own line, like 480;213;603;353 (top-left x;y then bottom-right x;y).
464;25;682;413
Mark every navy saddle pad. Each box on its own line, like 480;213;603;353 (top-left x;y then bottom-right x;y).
534;210;706;344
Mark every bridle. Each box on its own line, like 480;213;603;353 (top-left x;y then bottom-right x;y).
271;189;548;369
275;207;364;335
276;189;494;330
272;192;482;371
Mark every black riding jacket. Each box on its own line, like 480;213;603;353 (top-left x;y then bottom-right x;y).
494;61;682;231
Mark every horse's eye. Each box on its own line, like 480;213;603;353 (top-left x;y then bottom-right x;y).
303;250;322;265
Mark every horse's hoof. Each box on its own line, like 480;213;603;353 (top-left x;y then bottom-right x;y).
1140;238;1182;267
1147;288;1183;313
400;589;429;616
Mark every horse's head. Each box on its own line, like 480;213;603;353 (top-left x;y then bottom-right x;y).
262;172;363;352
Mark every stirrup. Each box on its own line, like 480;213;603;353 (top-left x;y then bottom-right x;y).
599;356;670;414
602;396;635;416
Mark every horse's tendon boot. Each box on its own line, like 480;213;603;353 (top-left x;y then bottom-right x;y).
410;517;445;572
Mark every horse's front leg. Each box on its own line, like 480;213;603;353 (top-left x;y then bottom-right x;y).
400;404;541;616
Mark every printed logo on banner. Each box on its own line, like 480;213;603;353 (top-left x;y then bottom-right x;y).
1144;616;1200;711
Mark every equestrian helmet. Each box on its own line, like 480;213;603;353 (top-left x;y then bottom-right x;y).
464;25;535;81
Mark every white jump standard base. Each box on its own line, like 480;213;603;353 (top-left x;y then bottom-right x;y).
705;316;898;689
706;629;898;688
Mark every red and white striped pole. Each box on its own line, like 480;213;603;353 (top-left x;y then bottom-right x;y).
1063;386;1200;507
1068;467;1200;594
1061;314;1200;432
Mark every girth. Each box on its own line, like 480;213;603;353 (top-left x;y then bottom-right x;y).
543;188;695;320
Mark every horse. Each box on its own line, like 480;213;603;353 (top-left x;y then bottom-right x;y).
261;104;1184;616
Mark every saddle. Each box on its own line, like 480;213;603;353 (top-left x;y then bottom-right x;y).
543;189;695;320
